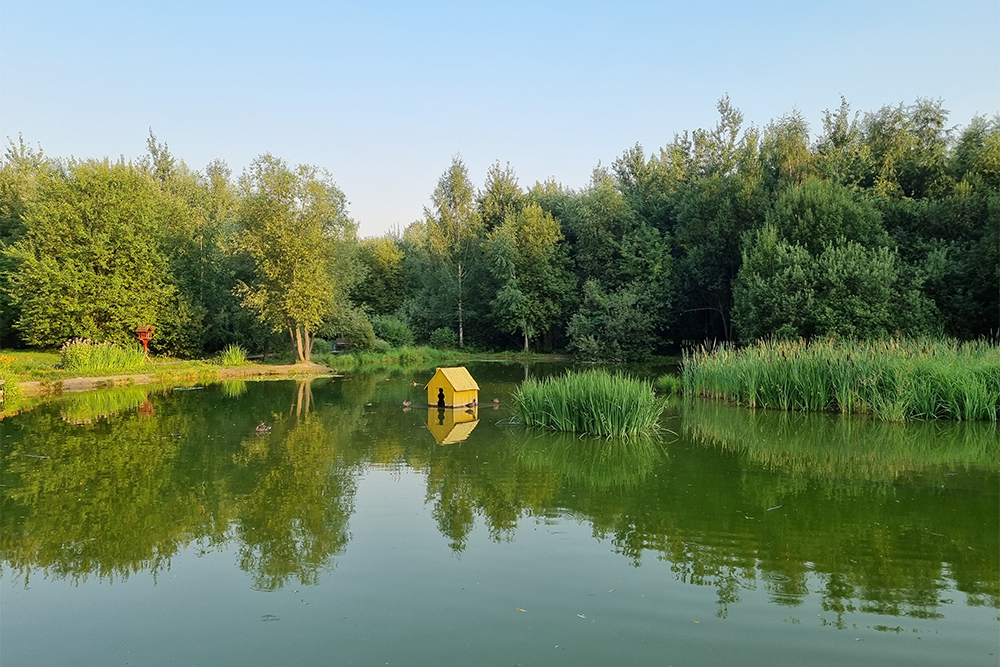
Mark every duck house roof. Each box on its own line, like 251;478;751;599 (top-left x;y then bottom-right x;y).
424;366;480;392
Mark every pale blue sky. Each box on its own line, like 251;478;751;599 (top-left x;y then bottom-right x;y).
2;0;997;237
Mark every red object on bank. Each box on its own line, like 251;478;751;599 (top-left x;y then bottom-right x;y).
135;326;154;355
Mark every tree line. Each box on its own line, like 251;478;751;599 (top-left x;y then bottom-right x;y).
1;97;997;360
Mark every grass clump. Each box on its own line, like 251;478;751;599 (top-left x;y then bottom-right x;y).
680;337;1000;422
219;344;249;366
59;338;149;374
512;369;664;438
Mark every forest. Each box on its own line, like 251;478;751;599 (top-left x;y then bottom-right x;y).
1;97;997;361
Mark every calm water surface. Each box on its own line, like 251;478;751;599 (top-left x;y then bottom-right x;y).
2;362;997;666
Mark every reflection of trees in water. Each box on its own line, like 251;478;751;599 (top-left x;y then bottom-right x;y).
563;400;1000;620
1;406;206;584
1;378;372;590
3;376;996;622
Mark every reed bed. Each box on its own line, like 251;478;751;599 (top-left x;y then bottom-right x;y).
59;338;150;374
680;338;1000;422
512;369;664;438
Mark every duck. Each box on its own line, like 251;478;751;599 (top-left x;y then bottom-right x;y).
492;398;500;405
465;399;477;408
256;422;271;433
402;400;411;408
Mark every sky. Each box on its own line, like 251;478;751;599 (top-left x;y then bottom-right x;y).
2;0;998;238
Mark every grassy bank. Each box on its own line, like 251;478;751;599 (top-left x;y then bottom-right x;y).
678;338;1000;422
512;369;663;438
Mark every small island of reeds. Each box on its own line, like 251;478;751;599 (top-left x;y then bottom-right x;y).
679;338;1000;422
512;369;663;438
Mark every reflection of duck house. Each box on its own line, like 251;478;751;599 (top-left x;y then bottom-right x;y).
427;406;479;445
424;367;479;408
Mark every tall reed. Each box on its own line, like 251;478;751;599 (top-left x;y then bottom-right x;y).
680;337;1000;422
512;369;664;438
59;338;150;374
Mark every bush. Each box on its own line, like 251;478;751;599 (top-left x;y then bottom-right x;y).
512;369;664;438
59;338;149;374
429;327;458;350
324;307;377;352
312;338;333;355
374;338;392;353
371;314;414;348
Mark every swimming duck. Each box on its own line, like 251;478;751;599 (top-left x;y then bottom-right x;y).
256;422;271;433
402;400;411;408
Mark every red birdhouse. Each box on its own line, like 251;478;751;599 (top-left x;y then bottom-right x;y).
135;326;154;356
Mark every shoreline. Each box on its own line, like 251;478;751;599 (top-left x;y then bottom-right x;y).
14;362;335;397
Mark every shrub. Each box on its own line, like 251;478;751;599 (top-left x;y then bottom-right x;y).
429;327;458;350
512;369;664;438
371;314;414;348
374;338;392;353
312;338;333;355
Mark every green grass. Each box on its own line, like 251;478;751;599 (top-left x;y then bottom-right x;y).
512;369;664;438
60;339;150;374
678;337;1000;422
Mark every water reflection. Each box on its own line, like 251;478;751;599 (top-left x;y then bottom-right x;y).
1;367;996;628
427;406;479;444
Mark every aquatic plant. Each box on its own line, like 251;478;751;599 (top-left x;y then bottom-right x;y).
219;344;249;366
680;337;1000;421
656;374;683;395
59;338;149;374
512;369;664;438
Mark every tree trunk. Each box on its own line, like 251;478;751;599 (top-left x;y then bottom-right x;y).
457;262;465;349
523;332;529;352
294;326;306;363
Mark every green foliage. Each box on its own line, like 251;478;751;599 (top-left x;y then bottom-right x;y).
59;338;149;374
683;338;1000;421
350;235;407;316
767;179;888;254
219;344;249;366
311;338;332;355
3;160;177;347
567;280;657;361
370;314;414;348
324;306;377;352
485;201;575;351
429;327;458;350
512;369;664;438
234;154;359;362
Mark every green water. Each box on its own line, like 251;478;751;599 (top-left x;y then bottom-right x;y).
2;362;997;666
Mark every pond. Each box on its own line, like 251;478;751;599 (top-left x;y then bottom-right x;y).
2;362;997;666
